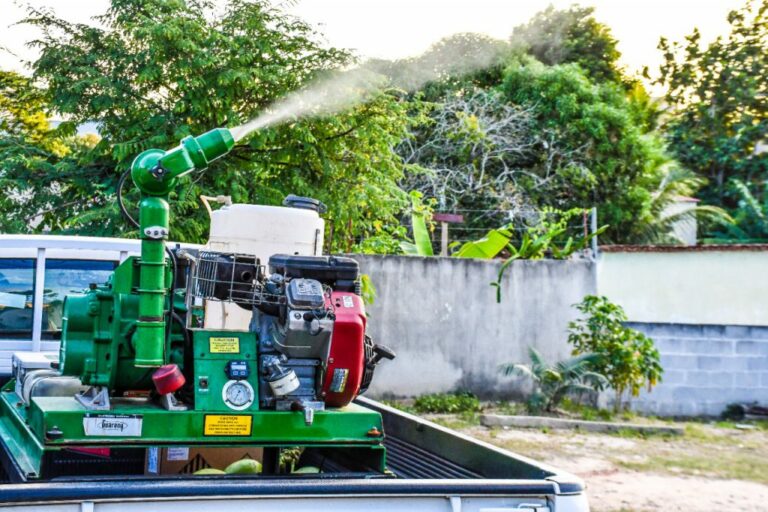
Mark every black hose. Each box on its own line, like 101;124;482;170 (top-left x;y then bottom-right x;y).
165;246;178;347
117;169;140;229
172;310;194;405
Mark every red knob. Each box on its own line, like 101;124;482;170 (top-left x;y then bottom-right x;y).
152;364;186;395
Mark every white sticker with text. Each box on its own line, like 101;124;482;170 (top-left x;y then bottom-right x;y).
83;414;143;436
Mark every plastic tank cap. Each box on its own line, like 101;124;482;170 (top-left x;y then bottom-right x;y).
152;364;186;395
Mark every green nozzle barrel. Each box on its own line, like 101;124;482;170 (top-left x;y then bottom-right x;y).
131;128;235;197
129;127;234;368
181;128;235;170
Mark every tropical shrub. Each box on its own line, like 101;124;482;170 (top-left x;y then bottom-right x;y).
567;295;663;411
500;346;607;414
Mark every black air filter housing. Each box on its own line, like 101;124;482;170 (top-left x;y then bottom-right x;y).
268;254;359;292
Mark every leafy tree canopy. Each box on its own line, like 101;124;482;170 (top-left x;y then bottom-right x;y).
0;70;50;142
658;0;767;228
403;55;678;244
7;0;415;249
510;5;622;83
0;70;95;232
502;60;666;242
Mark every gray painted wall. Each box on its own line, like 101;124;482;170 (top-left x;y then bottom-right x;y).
626;323;768;416
351;255;597;398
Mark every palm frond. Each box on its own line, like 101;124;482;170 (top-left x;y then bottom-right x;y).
527;346;546;374
733;179;765;222
554;352;600;377
499;362;537;381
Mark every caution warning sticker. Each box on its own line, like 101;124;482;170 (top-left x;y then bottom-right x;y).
204;415;252;436
209;336;240;354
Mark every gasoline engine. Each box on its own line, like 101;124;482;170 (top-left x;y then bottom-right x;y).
0;128;394;481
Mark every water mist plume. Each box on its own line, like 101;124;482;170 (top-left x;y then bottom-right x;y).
230;33;508;141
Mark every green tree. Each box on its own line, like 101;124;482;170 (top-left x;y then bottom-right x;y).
398;88;541;235
400;55;690;245
510;5;622;83
13;0;414;248
0;70;96;233
0;70;50;142
568;295;663;412
502;60;676;243
658;0;768;223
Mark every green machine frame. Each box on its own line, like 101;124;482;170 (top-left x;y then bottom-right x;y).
0;128;386;481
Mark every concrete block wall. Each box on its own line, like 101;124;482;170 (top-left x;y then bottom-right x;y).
626;322;768;416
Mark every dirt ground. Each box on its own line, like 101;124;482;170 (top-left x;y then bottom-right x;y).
432;415;768;512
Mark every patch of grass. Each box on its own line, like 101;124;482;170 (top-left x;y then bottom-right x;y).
728;419;768;431
482;433;560;460
430;412;481;430
616;448;768;484
412;392;482;414
494;401;527;416
604;423;768;484
379;399;415;413
608;428;679;440
682;423;742;444
560;398;614;421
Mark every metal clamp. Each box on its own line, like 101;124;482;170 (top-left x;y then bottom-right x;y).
143;226;169;239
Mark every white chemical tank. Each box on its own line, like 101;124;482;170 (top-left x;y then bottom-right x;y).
207;203;324;262
201;196;326;330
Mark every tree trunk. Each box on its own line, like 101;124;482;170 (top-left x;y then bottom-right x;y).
613;388;623;413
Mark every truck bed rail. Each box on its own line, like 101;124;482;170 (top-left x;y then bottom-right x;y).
0;399;587;510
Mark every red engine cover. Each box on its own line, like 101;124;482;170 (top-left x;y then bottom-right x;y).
322;291;366;407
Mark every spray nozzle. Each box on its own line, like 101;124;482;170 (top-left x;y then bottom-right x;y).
131;128;235;196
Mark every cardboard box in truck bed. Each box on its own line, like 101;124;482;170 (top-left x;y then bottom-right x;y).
145;446;263;475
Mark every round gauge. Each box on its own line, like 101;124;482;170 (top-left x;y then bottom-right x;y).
222;380;255;411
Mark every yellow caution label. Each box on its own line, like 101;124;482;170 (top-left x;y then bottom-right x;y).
204;415;252;436
209;337;240;354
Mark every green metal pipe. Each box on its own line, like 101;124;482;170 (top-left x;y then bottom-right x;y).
129;127;235;368
134;196;169;367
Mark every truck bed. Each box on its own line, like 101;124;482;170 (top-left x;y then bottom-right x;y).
0;398;588;511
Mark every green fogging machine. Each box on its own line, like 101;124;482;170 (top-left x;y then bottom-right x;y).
0;128;395;480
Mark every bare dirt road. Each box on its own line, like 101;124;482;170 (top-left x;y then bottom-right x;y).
445;419;768;512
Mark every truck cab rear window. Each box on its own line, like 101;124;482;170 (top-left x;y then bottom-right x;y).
0;259;35;340
42;259;117;340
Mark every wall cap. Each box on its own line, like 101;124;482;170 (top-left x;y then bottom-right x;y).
601;244;768;253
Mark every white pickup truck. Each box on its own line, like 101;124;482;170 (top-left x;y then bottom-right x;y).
0;235;589;511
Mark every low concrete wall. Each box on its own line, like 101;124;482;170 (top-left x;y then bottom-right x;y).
350;255;597;398
627;322;768;416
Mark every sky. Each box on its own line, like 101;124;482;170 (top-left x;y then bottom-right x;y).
0;0;741;85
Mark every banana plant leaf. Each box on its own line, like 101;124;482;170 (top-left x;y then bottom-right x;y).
452;228;512;259
411;212;434;256
399;213;434;256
